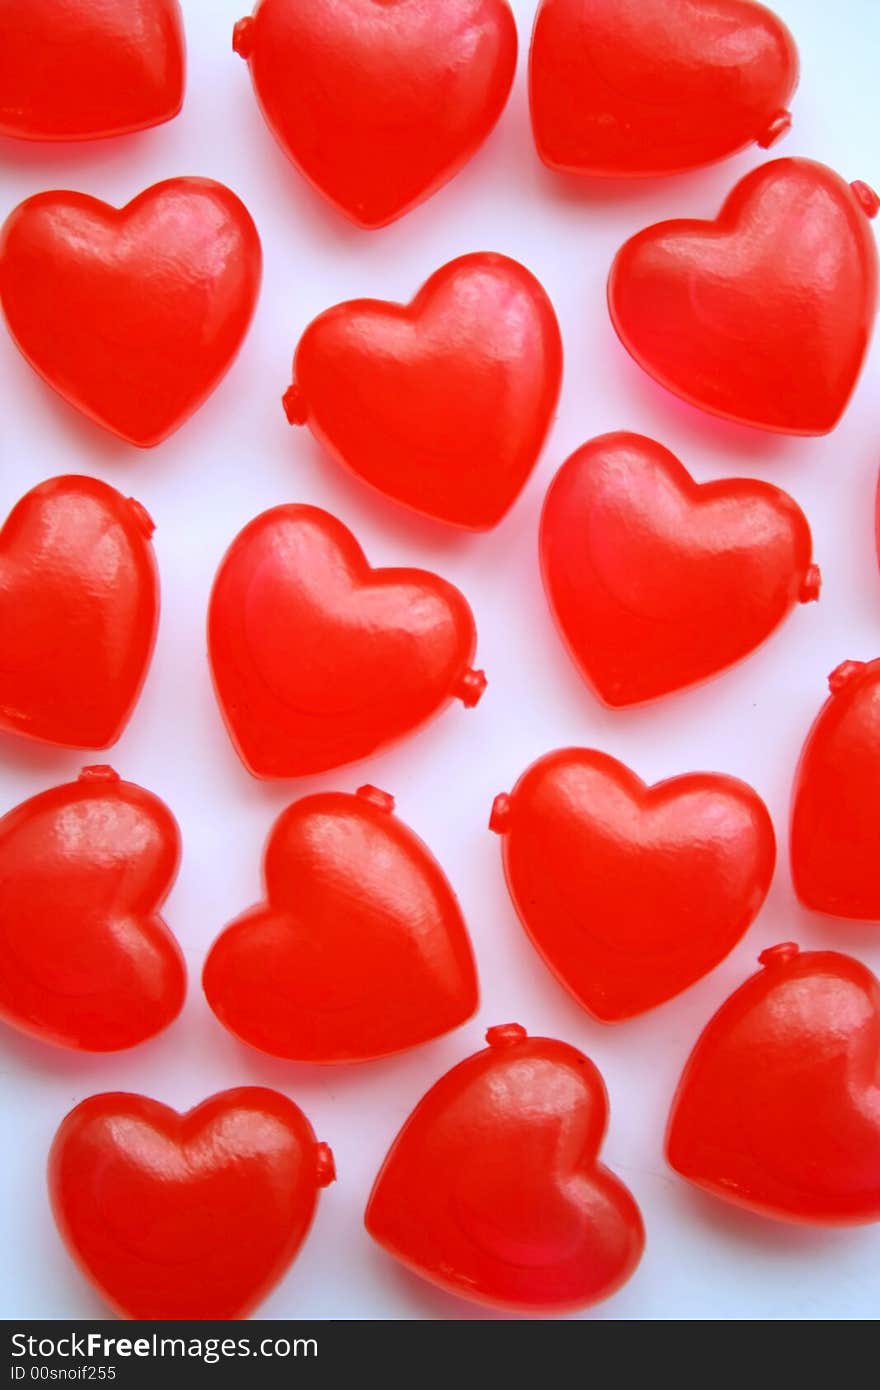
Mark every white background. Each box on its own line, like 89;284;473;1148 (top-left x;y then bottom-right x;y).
1;0;879;1321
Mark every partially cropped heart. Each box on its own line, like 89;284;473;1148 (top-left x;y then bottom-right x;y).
0;178;261;446
365;1024;644;1311
208;504;485;778
203;785;478;1061
608;158;879;433
49;1088;335;1318
0;766;184;1051
0;0;185;141
791;658;880;920
666;944;880;1224
539;431;820;706
0;476;159;749
491;748;776;1021
285;253;562;529
529;0;798;176
232;0;517;228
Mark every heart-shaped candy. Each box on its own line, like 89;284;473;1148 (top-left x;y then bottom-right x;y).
49;1088;335;1318
204;785;478;1061
491;748;775;1021
232;0;517;228
208;504;486;778
667;943;880;1224
791;659;880;920
0;178;261;446
0;767;184;1051
0;0;185;141
0;476;158;749
366;1023;644;1311
284;253;562;529
608;159;879;433
530;0;798;177
539;432;819;706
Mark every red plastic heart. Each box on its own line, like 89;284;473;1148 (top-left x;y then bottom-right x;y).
608;158;879;433
203;785;478;1061
491;748;776;1021
529;0;798;176
0;767;184;1051
366;1023;644;1311
232;0;517;228
0;476;158;749
208;504;486;778
0;0;185;141
667;943;880;1225
285;253;562;529
539;431;820;706
49;1088;335;1318
0;178;261;446
791;658;880;920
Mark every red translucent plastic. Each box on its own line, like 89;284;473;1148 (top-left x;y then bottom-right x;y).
0;0;185;141
539;432;819;707
208;504;486;779
232;0;517;229
0;767;184;1052
608;158;879;434
667;943;880;1225
285;253;563;530
49;1088;335;1319
0;178;261;446
0;476;158;749
791;658;880;921
366;1024;644;1312
491;748;775;1022
529;0;798;177
203;785;478;1062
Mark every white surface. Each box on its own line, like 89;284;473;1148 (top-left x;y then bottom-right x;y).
1;0;879;1323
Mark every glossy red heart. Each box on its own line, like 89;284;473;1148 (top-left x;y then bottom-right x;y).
0;476;158;749
667;943;880;1225
491;748;775;1021
0;766;184;1051
0;178;261;446
791;658;880;920
209;504;486;778
0;0;185;141
232;0;517;229
608;158;879;434
49;1088;335;1318
366;1023;644;1311
539;431;819;706
284;253;563;530
204;785;478;1061
529;0;798;177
